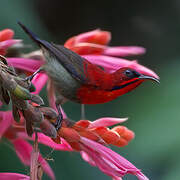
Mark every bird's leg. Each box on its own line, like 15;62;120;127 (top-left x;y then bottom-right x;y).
81;104;86;119
54;103;63;131
25;67;44;82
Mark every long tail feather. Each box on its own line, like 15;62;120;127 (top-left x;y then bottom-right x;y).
18;21;47;49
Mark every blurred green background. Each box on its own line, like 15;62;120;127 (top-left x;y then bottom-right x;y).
0;0;180;179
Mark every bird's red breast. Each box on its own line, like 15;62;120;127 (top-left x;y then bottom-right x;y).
76;80;143;104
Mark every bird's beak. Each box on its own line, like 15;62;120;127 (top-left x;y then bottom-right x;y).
139;75;160;83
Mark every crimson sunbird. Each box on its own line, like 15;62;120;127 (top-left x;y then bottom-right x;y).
18;22;159;129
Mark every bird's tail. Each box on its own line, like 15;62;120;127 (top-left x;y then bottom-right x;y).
18;21;48;49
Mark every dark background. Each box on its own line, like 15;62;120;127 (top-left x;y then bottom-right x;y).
0;0;180;179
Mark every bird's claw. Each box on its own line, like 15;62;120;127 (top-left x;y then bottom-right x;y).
54;103;63;131
54;114;63;131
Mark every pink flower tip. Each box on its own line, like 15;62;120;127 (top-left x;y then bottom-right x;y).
0;173;30;180
0;39;22;53
104;46;146;57
65;29;111;49
88;117;128;129
0;29;14;41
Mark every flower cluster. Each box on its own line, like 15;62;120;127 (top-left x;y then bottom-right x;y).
0;28;159;180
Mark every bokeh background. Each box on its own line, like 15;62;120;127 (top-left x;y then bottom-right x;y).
0;0;180;179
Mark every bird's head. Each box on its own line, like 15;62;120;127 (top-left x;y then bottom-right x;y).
111;67;160;93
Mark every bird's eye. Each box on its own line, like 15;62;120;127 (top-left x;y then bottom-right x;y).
125;69;134;77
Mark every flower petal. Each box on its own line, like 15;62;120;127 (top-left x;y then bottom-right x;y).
80;137;149;180
88;117;128;129
83;55;135;73
7;58;42;72
16;132;72;151
81;143;124;177
103;46;146;57
47;80;56;110
83;55;159;79
0;29;14;41
11;138;32;165
80;151;96;166
75;29;111;45
0;173;30;180
0;39;22;49
113;177;123;180
32;73;48;94
65;29;111;48
34;133;73;151
68;42;105;55
47;80;67;119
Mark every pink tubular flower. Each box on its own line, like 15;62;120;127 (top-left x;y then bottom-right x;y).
78;119;147;180
0;173;30;180
6;57;42;73
45;116;148;180
64;29;159;79
0;29;21;55
80;137;148;180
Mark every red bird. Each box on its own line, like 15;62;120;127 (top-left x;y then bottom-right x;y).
18;22;159;128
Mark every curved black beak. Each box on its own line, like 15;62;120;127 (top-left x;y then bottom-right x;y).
138;75;160;83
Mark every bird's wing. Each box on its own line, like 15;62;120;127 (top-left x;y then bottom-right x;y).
44;43;88;83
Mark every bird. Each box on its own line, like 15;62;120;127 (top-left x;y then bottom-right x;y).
18;22;159;129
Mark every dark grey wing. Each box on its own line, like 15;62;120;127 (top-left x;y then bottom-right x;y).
42;43;88;83
18;22;89;83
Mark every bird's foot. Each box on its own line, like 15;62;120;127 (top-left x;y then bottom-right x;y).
54;103;63;131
